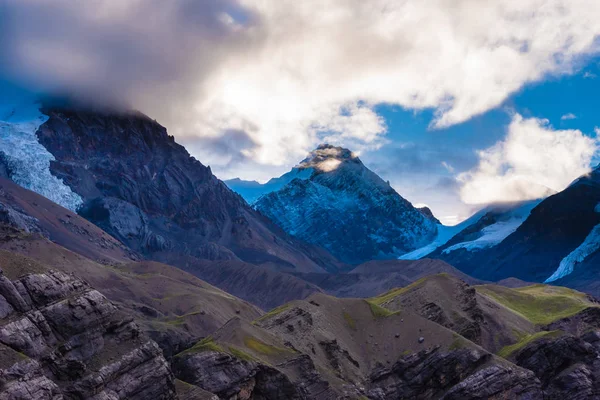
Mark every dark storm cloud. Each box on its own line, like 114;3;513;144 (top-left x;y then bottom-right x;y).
181;129;259;170
0;0;255;110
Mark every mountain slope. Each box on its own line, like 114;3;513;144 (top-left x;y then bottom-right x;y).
293;258;481;299
3;105;343;273
252;145;437;264
225;166;314;204
402;199;542;261
427;167;600;287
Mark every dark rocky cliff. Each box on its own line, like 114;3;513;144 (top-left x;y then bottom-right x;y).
34;108;343;273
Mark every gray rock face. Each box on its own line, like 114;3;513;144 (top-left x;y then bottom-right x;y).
511;332;600;399
0;200;45;236
0;269;175;399
367;346;542;399
172;350;302;399
0;357;62;400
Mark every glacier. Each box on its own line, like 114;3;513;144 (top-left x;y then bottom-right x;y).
441;200;541;254
545;203;600;283
0;101;83;212
399;210;485;260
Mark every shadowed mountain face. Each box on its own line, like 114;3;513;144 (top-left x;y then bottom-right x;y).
32;108;344;274
250;145;437;264
426;167;600;290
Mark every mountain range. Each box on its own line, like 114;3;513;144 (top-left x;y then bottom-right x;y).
229;140;600;299
1;101;600;399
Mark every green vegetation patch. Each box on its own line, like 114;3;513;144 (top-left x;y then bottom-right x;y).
164;309;206;326
449;334;469;351
343;311;357;330
497;330;563;358
253;304;292;324
229;346;257;362
476;284;595;325
243;336;291;356
176;336;224;357
366;300;398;319
368;277;428;305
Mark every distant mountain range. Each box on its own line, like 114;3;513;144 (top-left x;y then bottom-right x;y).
228;142;600;299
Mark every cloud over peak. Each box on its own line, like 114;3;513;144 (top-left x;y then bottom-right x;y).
458;114;599;205
2;0;600;181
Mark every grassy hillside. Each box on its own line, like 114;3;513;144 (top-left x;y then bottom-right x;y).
476;284;597;325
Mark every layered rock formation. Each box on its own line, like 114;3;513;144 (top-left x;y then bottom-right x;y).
0;268;175;399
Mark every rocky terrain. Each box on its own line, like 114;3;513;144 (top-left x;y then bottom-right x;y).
0;175;569;399
251;145;437;264
0;264;174;399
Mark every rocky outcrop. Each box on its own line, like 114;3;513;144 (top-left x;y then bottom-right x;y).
511;332;600;398
0;201;45;236
417;207;440;225
34;108;342;273
367;346;542;399
443;363;542;400
172;350;302;399
0;355;62;400
0;268;175;399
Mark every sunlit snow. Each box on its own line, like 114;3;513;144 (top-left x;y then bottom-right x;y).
399;209;486;259
441;200;540;254
0;101;83;211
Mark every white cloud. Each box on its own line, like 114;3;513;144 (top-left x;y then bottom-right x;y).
561;113;577;120
3;0;600;180
458;114;599;204
584;71;597;79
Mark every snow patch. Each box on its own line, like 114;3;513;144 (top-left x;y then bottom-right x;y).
399;209;487;259
443;218;525;253
441;200;540;254
545;224;600;283
0;102;83;211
